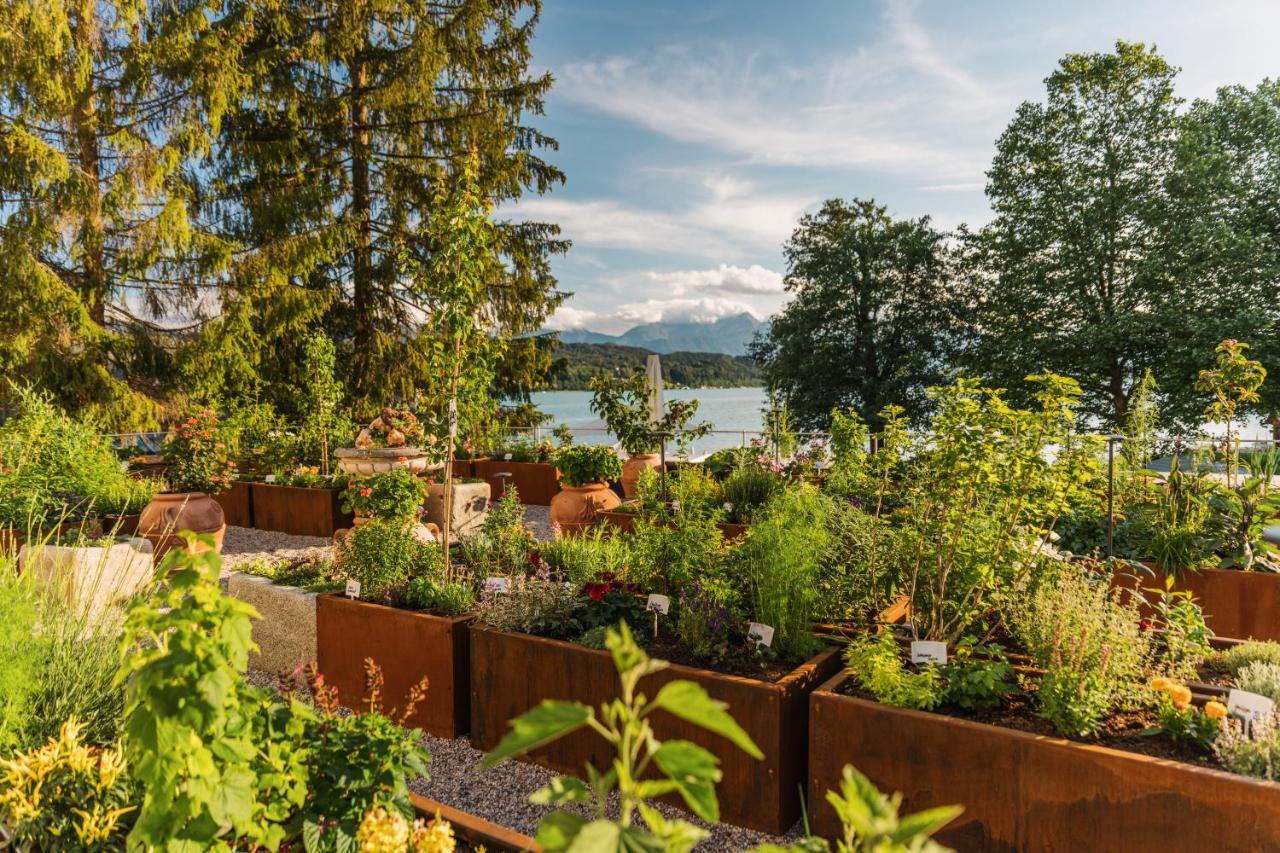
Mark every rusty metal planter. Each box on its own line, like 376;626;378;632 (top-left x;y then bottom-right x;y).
250;483;352;538
474;460;561;506
1112;562;1280;641
469;625;841;835
808;671;1280;852
317;595;472;738
214;480;254;528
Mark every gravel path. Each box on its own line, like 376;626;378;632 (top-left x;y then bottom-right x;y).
220;525;332;573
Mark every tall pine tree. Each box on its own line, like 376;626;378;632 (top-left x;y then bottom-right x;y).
0;0;247;427
204;0;566;417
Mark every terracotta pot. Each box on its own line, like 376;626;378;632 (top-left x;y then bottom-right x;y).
137;492;226;557
549;482;621;536
620;453;662;499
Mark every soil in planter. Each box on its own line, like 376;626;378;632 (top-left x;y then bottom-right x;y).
838;682;1218;768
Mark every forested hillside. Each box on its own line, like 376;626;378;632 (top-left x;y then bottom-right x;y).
546;343;762;390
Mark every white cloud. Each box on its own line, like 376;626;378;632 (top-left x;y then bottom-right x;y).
555;2;1011;182
544;293;766;335
646;264;784;296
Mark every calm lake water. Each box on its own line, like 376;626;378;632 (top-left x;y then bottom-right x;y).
527;387;769;453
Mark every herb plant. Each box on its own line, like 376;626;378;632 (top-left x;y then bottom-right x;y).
844;630;943;711
338;520;443;600
341;468;427;521
553;443;622;487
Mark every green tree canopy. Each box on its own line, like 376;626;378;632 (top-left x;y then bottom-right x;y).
750;198;956;430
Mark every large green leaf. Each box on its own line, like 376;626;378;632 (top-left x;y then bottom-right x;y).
566;819;621;853
637;804;709;853
651;740;722;823
535;811;588;852
481;700;592;768
650;680;763;759
888;805;964;843
531;775;593;806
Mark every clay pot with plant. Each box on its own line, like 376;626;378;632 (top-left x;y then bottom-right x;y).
588;373;712;499
549;444;623;536
139;409;235;556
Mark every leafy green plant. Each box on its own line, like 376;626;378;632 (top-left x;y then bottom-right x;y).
1215;713;1280;780
553;443;622;487
1196;338;1266;489
1213;640;1280;676
589;372;712;455
481;622;763;852
0;718;136;850
459;487;536;578
676;575;742;661
338;521;443;600
341;468;427;521
403;576;476;616
626;512;724;596
576;572;646;640
538;524;630;585
730;486;829;660
938;639;1013;711
1237;662;1280;704
297;332;354;475
844;630;943;711
95;477;161;517
1148;687;1221;750
162;408;237;494
477;573;579;637
720;463;782;524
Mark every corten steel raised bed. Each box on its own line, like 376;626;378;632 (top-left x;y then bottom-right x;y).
214;480;254;528
317;595;472;738
808;671;1280;852
1112;563;1280;641
474;460;561;506
410;793;538;852
469;625;842;835
250;483;352;538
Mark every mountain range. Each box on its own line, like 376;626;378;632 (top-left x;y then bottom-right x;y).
555;312;767;356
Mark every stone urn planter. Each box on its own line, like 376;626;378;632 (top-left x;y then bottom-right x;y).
334;447;435;476
424;480;491;537
19;537;154;621
620;452;661;500
549;482;621;536
137;492;226;557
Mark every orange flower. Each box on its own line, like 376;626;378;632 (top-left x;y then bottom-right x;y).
1169;684;1193;710
1149;677;1173;692
1205;700;1228;720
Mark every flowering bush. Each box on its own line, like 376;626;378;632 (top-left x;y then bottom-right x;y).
342;468;427;521
576;571;645;637
162;409;236;493
1149;677;1224;749
356;805;456;853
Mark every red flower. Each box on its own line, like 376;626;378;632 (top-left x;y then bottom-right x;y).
1137;619;1152;631
587;584;606;602
360;488;372;497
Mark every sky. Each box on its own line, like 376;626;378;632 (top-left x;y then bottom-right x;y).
507;0;1280;335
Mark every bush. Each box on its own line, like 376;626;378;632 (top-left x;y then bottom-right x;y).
339;521;443;599
1237;661;1280;703
96;477;161;517
843;629;942;711
720;463;782;524
477;574;578;637
459;488;536;577
1214;640;1280;676
552;443;621;487
675;575;742;660
341;468;427;521
162;408;237;494
537;524;629;585
626;512;724;595
1215;714;1280;781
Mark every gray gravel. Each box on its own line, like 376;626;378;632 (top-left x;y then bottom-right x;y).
220;525;333;573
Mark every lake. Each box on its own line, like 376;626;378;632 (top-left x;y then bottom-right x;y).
527;387;770;453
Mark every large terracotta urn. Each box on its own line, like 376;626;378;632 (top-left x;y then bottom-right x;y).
550;483;621;537
620;453;662;499
138;492;226;558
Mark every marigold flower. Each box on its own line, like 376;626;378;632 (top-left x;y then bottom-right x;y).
1205;700;1228;720
1169;684;1193;710
1149;676;1173;692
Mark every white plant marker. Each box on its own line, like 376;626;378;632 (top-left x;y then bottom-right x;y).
647;593;671;637
1227;689;1276;738
484;576;510;595
910;640;948;665
345;579;361;599
749;622;775;648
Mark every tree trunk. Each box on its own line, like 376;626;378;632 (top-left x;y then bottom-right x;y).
1109;360;1129;425
71;0;106;327
349;44;373;394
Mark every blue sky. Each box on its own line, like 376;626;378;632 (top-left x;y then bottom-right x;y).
508;0;1280;334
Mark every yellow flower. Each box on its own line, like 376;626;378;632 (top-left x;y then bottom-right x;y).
1149;676;1173;692
1169;684;1193;710
411;814;457;853
356;805;411;852
1205;700;1229;720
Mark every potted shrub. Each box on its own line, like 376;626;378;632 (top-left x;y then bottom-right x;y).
334;407;438;475
548;444;623;536
251;468;353;538
589;372;711;499
139;409;236;556
319;520;477;737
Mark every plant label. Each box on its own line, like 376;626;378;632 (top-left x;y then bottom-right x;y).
722;501;734;513
910;641;948;665
503;453;513;461
344;580;361;599
647;594;671;615
748;622;775;648
1227;689;1275;736
448;398;458;439
264;474;276;483
484;577;509;595
670;500;681;511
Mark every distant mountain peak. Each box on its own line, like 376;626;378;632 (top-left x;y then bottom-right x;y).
555;313;766;356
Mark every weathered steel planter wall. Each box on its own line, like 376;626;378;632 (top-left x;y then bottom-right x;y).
474;460;561;506
1112;563;1280;641
317;595;472;738
808;671;1280;852
214;480;254;528
251;483;352;538
470;625;841;835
